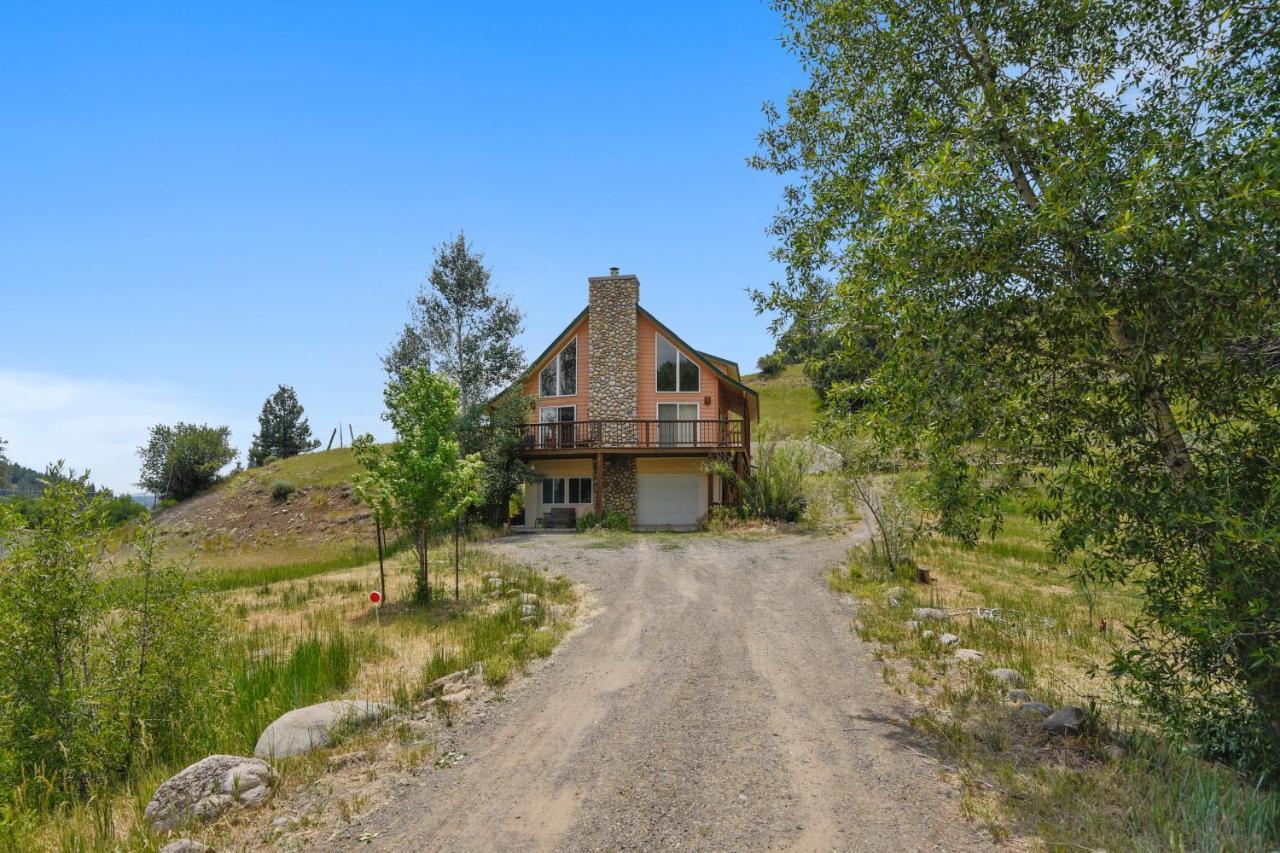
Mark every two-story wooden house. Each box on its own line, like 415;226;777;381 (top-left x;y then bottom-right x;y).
508;269;758;530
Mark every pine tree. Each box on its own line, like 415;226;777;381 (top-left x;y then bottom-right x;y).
248;385;320;467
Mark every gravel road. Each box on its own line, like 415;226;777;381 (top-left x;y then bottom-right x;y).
322;531;996;852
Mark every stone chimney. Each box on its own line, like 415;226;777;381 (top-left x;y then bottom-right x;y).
587;269;639;421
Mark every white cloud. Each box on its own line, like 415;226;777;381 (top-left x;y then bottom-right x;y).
0;370;229;494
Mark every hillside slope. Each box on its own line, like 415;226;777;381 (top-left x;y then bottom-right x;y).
743;364;821;436
154;448;375;572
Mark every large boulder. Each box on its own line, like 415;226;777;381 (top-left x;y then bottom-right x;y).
145;755;275;832
988;668;1025;686
254;699;392;759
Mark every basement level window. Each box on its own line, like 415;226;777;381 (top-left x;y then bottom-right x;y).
542;476;592;505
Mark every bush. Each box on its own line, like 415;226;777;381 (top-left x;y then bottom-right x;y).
708;428;810;522
700;504;746;531
271;479;296;501
575;511;597;532
756;351;787;378
0;474;222;796
600;511;630;531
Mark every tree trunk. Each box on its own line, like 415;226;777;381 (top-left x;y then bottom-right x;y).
375;518;386;603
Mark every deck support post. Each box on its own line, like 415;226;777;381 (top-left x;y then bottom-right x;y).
594;452;604;517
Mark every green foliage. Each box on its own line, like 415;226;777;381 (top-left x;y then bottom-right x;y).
0;473;220;797
270;479;296;501
755;351;787;378
353;369;484;604
137;422;237;501
600;511;630;531
574;511;596;532
743;364;822;436
757;0;1280;777
709;430;810;523
383;233;525;413
459;391;538;525
248;384;319;467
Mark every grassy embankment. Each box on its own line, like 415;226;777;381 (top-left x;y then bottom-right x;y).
8;450;579;851
742;364;821;437
831;490;1280;850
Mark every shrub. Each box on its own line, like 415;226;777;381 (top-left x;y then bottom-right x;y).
271;479;296;501
600;511;630;531
756;351;787;378
575;511;597;532
708;428;810;522
700;504;746;532
0;474;222;796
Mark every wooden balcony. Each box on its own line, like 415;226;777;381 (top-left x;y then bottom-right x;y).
517;419;745;455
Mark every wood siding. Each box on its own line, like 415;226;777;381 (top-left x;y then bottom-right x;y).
636;312;720;422
522;313;591;420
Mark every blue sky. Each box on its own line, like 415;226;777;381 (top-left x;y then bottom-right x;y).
0;2;802;492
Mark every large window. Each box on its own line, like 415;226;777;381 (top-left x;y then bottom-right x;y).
655;334;699;392
657;402;698;446
539;338;577;397
539;405;576;446
541;476;592;505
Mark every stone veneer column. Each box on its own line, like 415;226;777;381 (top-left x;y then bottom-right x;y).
588;272;639;524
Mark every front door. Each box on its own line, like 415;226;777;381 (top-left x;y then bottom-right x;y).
657;403;697;447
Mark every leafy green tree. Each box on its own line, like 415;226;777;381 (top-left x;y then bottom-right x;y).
383;233;525;413
755;0;1280;774
353;369;484;604
137;423;237;501
459;392;539;524
0;435;9;485
248;384;320;467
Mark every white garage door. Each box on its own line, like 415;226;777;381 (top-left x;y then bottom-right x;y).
636;474;701;528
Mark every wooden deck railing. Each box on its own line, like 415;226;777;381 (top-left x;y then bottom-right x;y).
518;419;744;451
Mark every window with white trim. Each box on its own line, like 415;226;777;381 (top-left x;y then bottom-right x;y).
656;334;699;392
539;338;577;397
541;476;592;505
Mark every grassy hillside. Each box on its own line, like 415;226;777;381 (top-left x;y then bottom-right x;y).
153;447;374;576
743;363;821;437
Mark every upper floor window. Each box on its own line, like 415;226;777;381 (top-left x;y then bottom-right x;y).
539;338;577;397
656;334;699;392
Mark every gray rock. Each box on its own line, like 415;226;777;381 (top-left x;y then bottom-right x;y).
1007;688;1032;702
1019;701;1053;716
938;633;959;646
1041;705;1088;735
520;603;538;616
425;670;468;694
920;629;935;640
253;700;392;759
912;607;950;621
886;586;907;606
988;667;1025;686
954;648;984;661
161;841;212;853
440;688;471;705
145;754;275;832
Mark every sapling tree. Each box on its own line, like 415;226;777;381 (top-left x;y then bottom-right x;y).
353;369;484;604
755;0;1280;774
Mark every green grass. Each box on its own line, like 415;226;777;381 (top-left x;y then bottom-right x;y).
241;447;363;489
8;537;579;851
743;364;821;437
830;497;1280;850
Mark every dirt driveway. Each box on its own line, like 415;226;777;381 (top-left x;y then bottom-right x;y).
324;531;996;852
